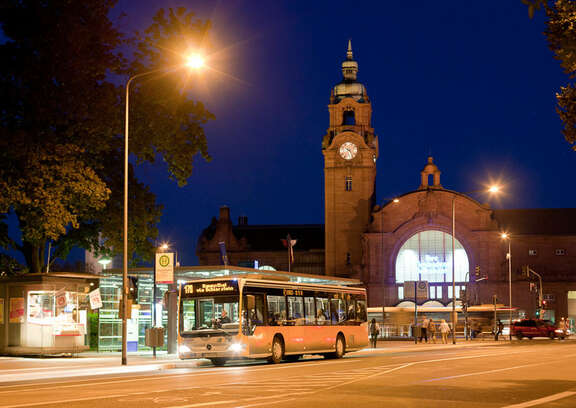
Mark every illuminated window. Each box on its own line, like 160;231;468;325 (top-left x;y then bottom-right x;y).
429;285;442;299
448;285;466;299
345;176;352;191
395;230;469;283
398;286;404;300
529;249;537;256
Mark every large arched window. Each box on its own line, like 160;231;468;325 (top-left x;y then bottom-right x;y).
395;230;469;283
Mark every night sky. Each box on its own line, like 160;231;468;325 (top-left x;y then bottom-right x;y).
95;2;576;265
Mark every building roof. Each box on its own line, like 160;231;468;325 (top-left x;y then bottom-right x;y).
493;209;576;235
233;224;325;251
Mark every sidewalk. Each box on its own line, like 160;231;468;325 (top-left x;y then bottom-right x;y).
0;352;194;384
0;340;507;384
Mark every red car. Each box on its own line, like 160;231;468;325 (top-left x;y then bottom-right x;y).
511;319;559;339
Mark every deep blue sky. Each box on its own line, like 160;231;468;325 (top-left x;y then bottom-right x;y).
115;1;573;266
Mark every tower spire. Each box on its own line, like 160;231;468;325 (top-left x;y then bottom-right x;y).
341;40;358;81
347;39;353;60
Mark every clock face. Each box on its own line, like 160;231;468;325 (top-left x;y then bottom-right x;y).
339;142;358;160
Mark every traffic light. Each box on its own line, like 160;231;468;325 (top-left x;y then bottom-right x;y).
535;309;540;317
474;265;480;279
542;299;548;309
521;265;530;278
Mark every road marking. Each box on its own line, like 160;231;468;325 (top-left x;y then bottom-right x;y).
421;352;576;382
421;362;548;382
0;358;356;394
500;391;576;408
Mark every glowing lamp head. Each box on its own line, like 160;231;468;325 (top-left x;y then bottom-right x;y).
393;198;400;203
185;54;205;70
500;233;509;240
160;243;169;251
488;185;500;193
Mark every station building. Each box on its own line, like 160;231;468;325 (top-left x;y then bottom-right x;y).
197;42;576;326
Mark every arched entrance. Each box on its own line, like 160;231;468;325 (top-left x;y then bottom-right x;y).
395;230;469;302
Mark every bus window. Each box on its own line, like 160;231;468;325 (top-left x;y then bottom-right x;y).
267;295;287;326
198;299;214;329
356;299;367;322
347;299;356;322
304;296;316;325
244;294;265;326
316;297;329;325
287;296;304;326
181;299;196;332
330;298;346;325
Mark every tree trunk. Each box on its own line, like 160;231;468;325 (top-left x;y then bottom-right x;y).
21;240;43;274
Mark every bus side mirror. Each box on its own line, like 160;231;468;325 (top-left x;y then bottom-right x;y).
246;295;255;310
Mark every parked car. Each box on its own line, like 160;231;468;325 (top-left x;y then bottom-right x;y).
511;319;560;339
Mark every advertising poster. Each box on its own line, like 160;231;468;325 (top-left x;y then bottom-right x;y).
9;297;25;323
0;298;4;324
89;288;103;310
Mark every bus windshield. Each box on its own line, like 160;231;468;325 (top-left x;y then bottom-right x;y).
181;295;239;334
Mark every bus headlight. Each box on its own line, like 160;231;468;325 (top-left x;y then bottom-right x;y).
227;343;246;353
179;344;191;353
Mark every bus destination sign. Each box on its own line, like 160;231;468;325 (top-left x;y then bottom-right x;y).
183;281;239;296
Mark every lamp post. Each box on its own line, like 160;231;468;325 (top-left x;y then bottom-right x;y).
121;54;205;366
501;233;512;340
450;185;500;345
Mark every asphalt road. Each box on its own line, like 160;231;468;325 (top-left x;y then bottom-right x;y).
1;341;576;408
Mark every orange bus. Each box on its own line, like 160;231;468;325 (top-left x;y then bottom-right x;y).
177;276;368;365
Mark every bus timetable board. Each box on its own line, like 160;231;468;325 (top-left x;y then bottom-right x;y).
183;281;239;296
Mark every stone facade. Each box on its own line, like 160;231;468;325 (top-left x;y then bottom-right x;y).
196;42;576;322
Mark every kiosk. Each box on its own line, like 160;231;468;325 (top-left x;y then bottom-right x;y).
0;273;99;355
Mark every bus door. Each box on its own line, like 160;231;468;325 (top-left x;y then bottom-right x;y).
285;295;305;354
242;293;267;355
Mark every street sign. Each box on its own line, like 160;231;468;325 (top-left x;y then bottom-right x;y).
155;252;174;284
404;281;429;301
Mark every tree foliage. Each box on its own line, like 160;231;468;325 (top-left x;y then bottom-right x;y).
526;0;576;149
0;1;214;273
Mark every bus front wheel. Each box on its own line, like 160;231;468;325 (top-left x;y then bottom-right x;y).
268;336;284;364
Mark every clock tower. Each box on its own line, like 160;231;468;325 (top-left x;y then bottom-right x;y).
322;41;378;277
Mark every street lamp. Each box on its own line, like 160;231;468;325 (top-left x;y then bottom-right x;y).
121;54;205;366
450;185;501;344
501;232;512;340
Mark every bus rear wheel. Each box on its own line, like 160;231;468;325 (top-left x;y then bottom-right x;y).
326;334;346;359
268;336;284;364
210;358;227;367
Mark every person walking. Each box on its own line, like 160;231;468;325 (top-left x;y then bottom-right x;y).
428;319;437;343
369;318;379;348
439;319;450;344
420;316;429;343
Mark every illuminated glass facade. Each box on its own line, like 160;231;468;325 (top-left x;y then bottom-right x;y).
395;230;469;283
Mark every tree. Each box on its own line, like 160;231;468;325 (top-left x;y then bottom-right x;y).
0;2;214;272
524;0;576;150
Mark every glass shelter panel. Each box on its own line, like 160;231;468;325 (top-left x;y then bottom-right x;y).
395;230;469;283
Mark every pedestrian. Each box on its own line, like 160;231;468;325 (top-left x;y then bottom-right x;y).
439;319;450;344
495;319;504;341
369;318;379;348
428;319;437;343
420;316;429;343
